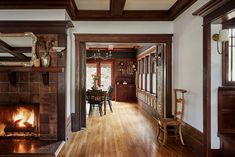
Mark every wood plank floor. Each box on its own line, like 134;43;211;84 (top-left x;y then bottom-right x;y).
58;102;196;157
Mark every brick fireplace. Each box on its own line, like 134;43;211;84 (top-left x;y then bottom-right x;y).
0;71;58;140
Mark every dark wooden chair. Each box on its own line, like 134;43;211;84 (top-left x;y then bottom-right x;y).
86;90;104;116
107;86;113;112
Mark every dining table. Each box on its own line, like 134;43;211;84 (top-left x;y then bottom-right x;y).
86;89;107;115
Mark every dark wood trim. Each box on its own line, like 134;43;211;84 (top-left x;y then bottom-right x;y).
203;21;211;157
182;122;204;157
75;10;170;21
0;0;197;21
110;0;126;17
165;40;172;118
193;0;229;16
57;33;67;141
223;18;235;28
74;34;172;131
195;1;235;157
193;0;235;24
211;149;222;157
168;0;197;19
0;21;73;34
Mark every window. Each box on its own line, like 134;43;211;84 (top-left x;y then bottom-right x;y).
224;27;235;85
100;63;112;90
228;28;235;82
86;63;97;90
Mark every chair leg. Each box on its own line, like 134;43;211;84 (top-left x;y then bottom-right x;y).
156;123;160;139
163;124;167;145
89;104;93;115
179;124;185;145
108;100;113;112
98;104;103;116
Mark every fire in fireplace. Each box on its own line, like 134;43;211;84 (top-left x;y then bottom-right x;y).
0;103;39;137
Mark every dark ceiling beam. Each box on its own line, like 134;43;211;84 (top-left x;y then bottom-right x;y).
0;40;28;60
75;10;170;21
110;0;126;17
168;0;197;19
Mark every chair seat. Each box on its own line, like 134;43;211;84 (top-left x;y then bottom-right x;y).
159;118;181;126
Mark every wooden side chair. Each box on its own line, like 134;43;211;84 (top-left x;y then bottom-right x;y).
107;86;113;112
157;89;187;145
86;89;104;116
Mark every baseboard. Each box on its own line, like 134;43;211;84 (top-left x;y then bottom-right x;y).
211;149;222;157
182;123;203;157
137;99;203;157
66;114;72;141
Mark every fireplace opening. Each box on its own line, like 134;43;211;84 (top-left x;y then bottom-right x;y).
0;103;39;138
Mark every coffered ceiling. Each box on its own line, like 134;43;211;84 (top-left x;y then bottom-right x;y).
0;0;197;21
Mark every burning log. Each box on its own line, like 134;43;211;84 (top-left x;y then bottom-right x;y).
24;122;32;128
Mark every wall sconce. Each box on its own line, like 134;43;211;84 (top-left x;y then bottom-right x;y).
52;46;65;58
212;29;229;55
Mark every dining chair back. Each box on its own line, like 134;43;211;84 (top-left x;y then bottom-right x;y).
86;89;104;116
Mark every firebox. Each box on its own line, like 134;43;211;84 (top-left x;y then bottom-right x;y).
0;103;39;137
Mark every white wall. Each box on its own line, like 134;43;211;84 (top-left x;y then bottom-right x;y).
72;21;173;34
173;0;209;132
211;24;222;149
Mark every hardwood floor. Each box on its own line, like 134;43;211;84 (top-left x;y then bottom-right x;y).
58;102;196;157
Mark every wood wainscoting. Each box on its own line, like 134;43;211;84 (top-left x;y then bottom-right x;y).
137;101;204;157
182;122;203;157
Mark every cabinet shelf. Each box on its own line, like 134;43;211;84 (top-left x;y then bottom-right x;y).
0;67;64;73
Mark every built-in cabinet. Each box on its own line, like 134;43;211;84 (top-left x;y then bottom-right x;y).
115;84;136;101
218;86;235;157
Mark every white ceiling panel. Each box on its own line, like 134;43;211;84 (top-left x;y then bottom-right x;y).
75;0;110;10
124;0;177;10
0;37;33;47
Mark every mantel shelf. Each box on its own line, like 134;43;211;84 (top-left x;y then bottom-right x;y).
0;67;64;73
0;67;64;86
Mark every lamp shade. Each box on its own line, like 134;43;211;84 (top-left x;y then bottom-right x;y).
219;29;229;42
